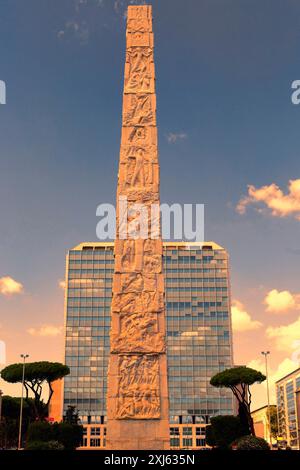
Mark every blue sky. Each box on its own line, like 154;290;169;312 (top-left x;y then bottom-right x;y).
1;0;300;406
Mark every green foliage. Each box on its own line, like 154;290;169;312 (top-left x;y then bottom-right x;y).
26;420;83;450
210;367;266;388
25;440;64;451
0;396;36;449
3;396;26;419
0;419;19;449
269;406;278;438
206;415;247;449
1;362;70;420
64;405;80;425
2;395;22;419
210;367;266;436
26;421;54;443
52;422;83;450
235;435;270;450
2;395;35;420
1;362;70;384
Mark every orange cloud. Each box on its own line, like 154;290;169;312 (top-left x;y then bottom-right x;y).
264;289;300;313
0;339;6;366
0;276;23;296
247;357;298;405
58;279;66;290
231;300;263;332
27;325;63;337
236;179;300;220
266;316;300;352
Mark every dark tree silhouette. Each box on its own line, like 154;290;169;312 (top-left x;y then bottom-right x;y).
206;415;246;449
210;366;266;435
64;405;80;425
1;362;70;420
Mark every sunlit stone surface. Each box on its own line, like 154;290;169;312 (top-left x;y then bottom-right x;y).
106;5;170;450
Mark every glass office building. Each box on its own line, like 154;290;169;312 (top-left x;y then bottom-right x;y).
276;367;300;449
62;241;234;449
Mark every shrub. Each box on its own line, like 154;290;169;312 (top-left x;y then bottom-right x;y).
206;415;247;449
26;421;83;450
210;367;266;435
26;421;53;443
52;422;83;450
26;440;64;450
235;435;270;450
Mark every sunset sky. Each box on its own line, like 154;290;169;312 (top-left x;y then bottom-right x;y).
1;0;300;409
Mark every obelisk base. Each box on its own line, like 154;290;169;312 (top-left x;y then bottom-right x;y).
106;420;170;450
106;354;170;450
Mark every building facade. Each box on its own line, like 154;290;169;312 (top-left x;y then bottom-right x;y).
276;367;300;449
62;241;234;449
251;405;277;446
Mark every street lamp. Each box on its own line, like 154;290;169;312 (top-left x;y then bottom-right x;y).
0;389;3;422
18;354;29;450
261;351;271;448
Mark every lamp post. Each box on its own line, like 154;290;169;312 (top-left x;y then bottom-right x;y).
0;389;3;422
18;354;29;450
261;351;271;448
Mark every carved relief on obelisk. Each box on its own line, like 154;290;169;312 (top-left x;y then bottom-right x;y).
116;355;160;419
106;5;169;450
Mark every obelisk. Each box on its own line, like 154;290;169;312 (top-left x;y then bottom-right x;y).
106;5;170;450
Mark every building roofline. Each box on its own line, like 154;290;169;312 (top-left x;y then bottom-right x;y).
71;242;114;250
70;241;226;251
251;404;276;414
275;366;300;384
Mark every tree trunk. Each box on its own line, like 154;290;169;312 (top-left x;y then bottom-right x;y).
238;402;251;435
249;415;255;436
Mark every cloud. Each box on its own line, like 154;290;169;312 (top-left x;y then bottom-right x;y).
264;289;300;313
236;179;300;220
231;300;263;332
57;20;90;45
166;132;188;144
266;316;300;352
57;0;105;44
247;357;298;403
114;0;146;16
74;0;104;12
58;1;147;42
58;279;66;290
0;339;6;365
0;276;24;296
27;325;63;337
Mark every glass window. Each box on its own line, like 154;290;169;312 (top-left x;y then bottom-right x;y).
182;438;193;447
90;438;101;447
91;427;101;436
170;427;179;436
169;415;180;424
182;427;193;435
170;438;180;447
196;438;206;447
182;415;193;423
196;427;205;435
